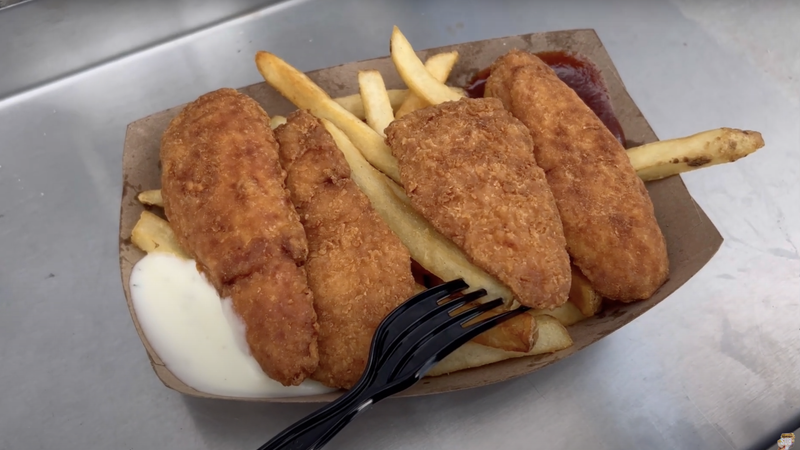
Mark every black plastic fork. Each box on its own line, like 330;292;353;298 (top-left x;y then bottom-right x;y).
257;279;531;450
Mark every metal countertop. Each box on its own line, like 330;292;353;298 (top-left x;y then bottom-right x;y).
1;1;798;449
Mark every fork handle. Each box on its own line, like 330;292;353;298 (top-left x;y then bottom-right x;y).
257;388;369;450
277;386;390;450
309;379;416;449
305;398;373;450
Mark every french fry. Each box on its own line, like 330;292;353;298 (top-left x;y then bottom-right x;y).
448;87;467;97
254;51;401;183
568;265;603;317
532;301;587;327
269;115;287;129
137;189;163;207
395;51;460;118
334;90;408;120
471;310;538;353
131;211;189;259
384;175;412;203
628;128;764;181
390;26;463;105
322;118;515;306
358;70;394;137
427;315;572;377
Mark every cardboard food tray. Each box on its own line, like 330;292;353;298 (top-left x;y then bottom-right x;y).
119;29;722;403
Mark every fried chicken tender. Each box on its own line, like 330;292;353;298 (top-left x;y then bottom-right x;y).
275;110;416;389
160;88;318;386
385;98;571;310
486;49;669;301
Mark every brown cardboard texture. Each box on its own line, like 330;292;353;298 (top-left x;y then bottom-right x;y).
119;29;722;403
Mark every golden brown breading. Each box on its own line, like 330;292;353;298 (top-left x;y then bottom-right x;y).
221;265;318;386
160;88;318;386
385;98;571;310
486;49;669;301
275;110;416;389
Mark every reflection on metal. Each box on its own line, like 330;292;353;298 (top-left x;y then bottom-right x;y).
0;0;31;9
0;0;289;101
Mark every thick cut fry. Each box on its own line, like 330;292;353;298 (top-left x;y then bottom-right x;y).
449;301;538;353
131;211;189;259
390;26;463;105
137;189;163;207
568;265;603;317
427;315;572;376
358;70;394;137
533;301;587;327
322;119;515;306
628;128;765;181
395;51;459;118
333;90;408;120
269;115;287;129
471;311;538;353
254;51;401;183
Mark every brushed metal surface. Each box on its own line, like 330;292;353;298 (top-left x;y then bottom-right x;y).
0;0;286;100
0;0;797;449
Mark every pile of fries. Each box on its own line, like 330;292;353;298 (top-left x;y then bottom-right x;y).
131;26;764;378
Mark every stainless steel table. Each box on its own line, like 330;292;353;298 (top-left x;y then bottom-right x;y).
1;1;798;449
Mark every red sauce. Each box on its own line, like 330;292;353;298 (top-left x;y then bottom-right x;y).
464;51;626;146
464;67;491;99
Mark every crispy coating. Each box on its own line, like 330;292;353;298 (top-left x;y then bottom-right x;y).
486;49;669;301
160;88;318;386
275;110;416;389
385;98;571;310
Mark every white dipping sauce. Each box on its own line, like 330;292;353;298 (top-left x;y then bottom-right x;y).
130;252;334;398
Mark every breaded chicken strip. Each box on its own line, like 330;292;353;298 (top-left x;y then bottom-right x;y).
385;98;571;310
160;88;318;386
275;110;416;389
486;50;669;301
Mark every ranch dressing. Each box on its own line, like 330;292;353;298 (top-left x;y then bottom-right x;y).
130;252;334;398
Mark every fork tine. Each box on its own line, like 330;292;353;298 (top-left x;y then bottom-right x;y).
390;305;531;382
463;305;532;334
257;279;472;450
256;279;529;450
379;288;487;366
379;291;491;371
385;297;506;381
374;279;469;356
449;297;505;324
351;279;470;394
382;279;468;325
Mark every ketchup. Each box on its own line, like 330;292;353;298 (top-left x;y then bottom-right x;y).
464;67;491;99
464;51;626;146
